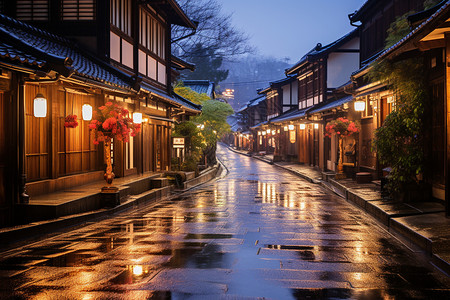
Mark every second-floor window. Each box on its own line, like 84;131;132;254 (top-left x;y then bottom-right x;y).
139;8;166;59
61;0;96;21
111;0;131;36
16;0;49;21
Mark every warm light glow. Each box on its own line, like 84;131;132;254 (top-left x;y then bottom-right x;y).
271;130;276;135
314;123;319;129
258;131;261;135
354;100;366;112
33;93;47;117
283;126;288;131
288;124;294;131
277;129;280;134
132;265;143;276
299;124;306;130
262;131;266;135
82;104;92;121
133;112;142;124
266;129;270;133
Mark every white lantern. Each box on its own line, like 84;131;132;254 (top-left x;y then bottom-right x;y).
33;93;47;118
288;124;294;131
299;124;306;130
262;131;266;135
258;131;261;135
283;126;288;131
133;112;142;124
272;130;276;135
266;129;270;134
82;104;92;121
354;100;366;112
314;123;319;129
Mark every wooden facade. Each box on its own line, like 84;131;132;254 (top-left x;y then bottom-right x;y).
0;1;200;227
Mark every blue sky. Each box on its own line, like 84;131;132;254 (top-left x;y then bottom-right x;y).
218;0;366;62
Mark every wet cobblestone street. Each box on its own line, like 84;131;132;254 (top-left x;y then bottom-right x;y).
1;145;449;299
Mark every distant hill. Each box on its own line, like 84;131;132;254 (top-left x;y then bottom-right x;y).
220;56;291;110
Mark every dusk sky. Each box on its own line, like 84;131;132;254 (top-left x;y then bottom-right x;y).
218;0;367;63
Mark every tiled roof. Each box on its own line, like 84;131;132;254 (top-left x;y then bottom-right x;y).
0;43;46;67
308;96;353;114
376;1;450;63
142;82;201;113
0;14;133;90
248;95;266;107
183;80;215;98
269;108;307;124
286;29;358;75
173;93;202;113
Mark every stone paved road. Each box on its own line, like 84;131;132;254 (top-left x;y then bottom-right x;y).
1;145;449;299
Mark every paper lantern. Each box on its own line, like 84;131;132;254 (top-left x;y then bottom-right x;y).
133;112;142;124
82;104;92;121
33;93;47;118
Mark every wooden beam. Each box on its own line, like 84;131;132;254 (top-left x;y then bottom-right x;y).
445;33;450;217
417;39;446;51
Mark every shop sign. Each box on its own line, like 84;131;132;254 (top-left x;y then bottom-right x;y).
289;130;296;143
173;137;185;148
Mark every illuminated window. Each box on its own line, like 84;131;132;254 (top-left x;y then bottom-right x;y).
16;0;49;21
61;0;96;21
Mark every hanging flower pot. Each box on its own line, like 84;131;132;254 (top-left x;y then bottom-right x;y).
64;114;79;128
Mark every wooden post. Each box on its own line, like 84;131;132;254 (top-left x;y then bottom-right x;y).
445;33;450;217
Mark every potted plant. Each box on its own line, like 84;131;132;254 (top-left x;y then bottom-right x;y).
325;117;360;174
89;102;140;192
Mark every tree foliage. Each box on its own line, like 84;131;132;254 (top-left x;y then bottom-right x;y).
370;12;428;197
172;0;253;60
173;86;234;170
174;85;210;105
181;43;229;84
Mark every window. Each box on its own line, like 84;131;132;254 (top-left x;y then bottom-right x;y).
16;0;49;21
61;0;96;20
139;8;166;59
111;0;131;36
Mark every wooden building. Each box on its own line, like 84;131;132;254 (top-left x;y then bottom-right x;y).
365;1;450;214
349;0;428;179
281;29;360;170
0;1;200;227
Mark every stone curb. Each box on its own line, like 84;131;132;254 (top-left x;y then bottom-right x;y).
0;165;221;251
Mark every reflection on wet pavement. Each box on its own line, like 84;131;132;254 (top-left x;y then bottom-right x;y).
0;145;449;299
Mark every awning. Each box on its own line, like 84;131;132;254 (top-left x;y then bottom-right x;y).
250;121;268;130
308;95;353;114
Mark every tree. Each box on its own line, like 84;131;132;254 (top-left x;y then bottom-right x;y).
181;43;229;84
172;0;253;61
173;86;234;168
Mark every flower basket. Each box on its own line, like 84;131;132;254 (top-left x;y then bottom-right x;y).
64;114;78;128
325;117;359;138
89;102;140;190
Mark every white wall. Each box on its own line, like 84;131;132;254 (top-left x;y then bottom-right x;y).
327;37;360;89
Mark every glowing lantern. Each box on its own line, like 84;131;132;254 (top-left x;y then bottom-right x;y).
314;123;319;129
82;104;92;121
288;124;294;131
299;124;306;130
272;130;276;135
266;129;270;134
283;126;288;131
354;100;366;112
33;93;47;118
133;112;142;124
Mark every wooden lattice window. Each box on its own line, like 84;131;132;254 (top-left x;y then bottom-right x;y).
16;0;49;21
111;0;131;36
61;0;96;21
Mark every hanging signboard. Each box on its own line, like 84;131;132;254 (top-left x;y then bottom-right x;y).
289;130;296;143
173;137;185;148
